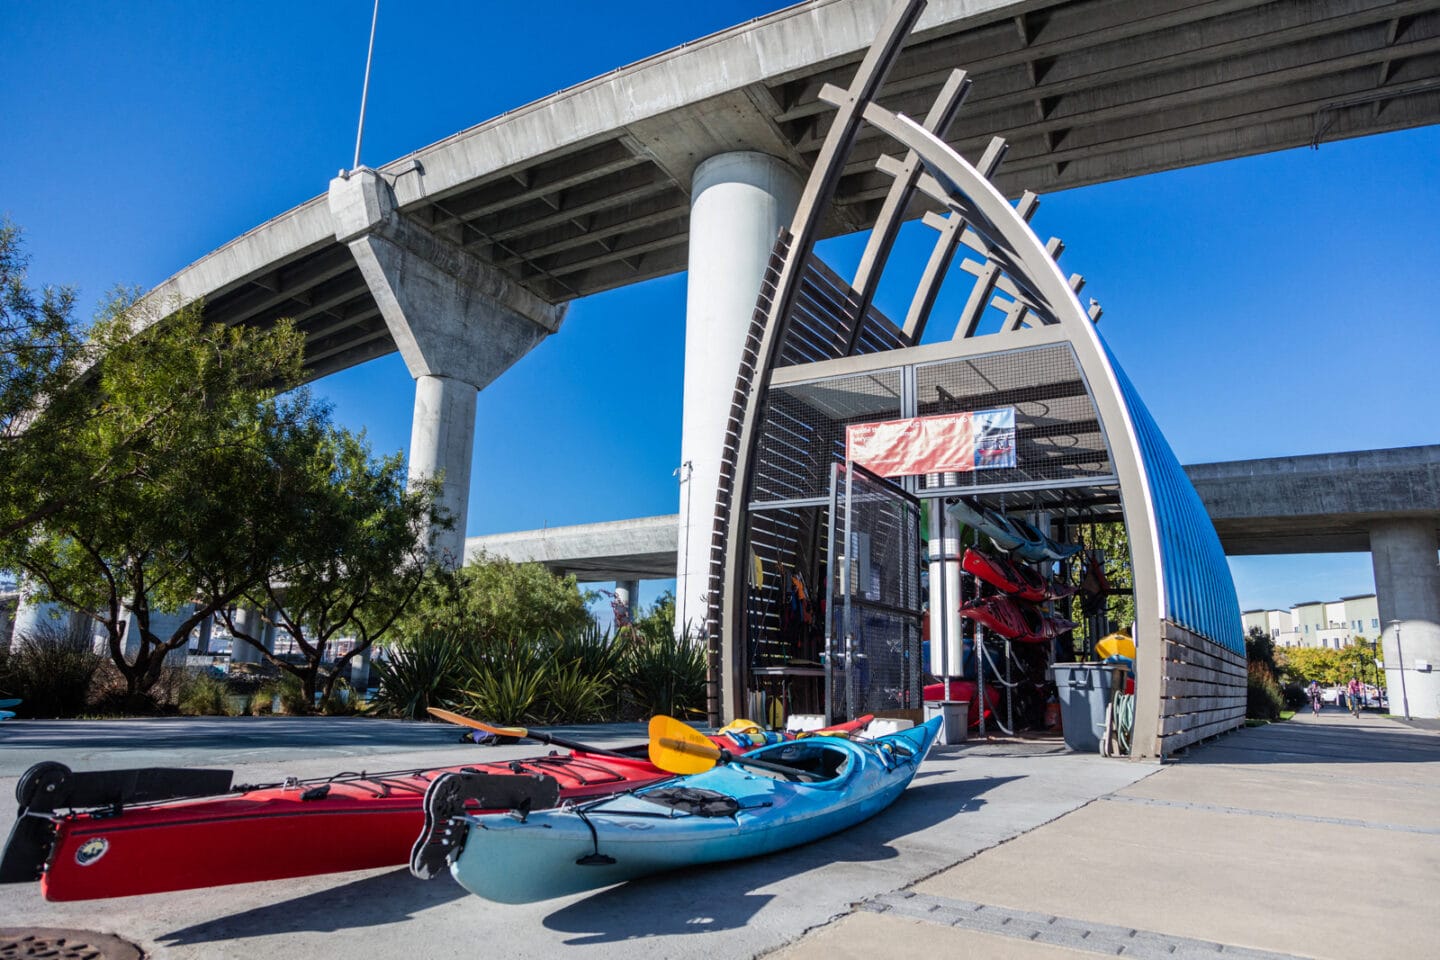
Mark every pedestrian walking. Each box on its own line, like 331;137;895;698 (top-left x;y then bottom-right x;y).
1308;679;1321;717
1347;676;1362;717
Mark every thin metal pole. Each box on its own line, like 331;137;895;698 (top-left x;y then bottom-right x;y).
1389;620;1411;720
352;0;381;171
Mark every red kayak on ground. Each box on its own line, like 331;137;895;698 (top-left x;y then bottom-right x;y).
0;715;871;902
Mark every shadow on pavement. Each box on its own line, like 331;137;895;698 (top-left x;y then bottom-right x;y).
158;868;467;945
542;774;1020;946
1174;716;1440;766
0;717;459;752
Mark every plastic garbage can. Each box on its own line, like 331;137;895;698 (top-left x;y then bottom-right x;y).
1046;663;1121;753
923;700;969;745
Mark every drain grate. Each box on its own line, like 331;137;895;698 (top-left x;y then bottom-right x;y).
0;928;143;960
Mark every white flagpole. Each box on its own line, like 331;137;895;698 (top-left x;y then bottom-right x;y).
352;0;380;171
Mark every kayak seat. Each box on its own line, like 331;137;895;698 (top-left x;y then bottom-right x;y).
744;743;850;781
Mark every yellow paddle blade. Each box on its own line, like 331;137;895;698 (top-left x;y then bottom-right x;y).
648;715;722;775
426;707;527;738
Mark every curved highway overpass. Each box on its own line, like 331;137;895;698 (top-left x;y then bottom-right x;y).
148;0;1440;381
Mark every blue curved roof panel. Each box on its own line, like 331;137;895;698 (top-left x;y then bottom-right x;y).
1102;340;1245;654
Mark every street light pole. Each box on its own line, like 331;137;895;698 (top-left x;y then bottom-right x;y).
1387;619;1411;721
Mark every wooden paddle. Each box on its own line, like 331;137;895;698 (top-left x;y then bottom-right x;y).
648;715;819;781
426;708;639;760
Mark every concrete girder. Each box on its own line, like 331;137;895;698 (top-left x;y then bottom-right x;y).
329;168;565;386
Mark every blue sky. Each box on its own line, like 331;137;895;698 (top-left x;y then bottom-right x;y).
4;1;1437;617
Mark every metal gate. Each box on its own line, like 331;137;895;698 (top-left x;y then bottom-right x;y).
825;462;923;723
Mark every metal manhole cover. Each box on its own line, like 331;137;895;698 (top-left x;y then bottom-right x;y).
0;928;143;960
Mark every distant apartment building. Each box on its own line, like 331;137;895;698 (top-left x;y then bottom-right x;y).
1242;593;1380;649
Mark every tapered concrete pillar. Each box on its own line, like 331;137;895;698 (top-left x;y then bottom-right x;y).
615;580;639;623
228;606;267;665
330;169;566;565
676;153;801;633
409;375;479;565
1370;519;1440;718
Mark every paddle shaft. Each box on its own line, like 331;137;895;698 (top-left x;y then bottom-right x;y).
428;708;638;760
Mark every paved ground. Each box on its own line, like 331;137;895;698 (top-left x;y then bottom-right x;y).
1;709;1435;960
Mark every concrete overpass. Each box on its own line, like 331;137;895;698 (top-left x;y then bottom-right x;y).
157;0;1440;380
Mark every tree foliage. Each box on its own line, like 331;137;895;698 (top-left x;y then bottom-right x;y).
396;553;595;647
0;283;308;698
221;429;441;708
1276;640;1384;689
0;221;89;540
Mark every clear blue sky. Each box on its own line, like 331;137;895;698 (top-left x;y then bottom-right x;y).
4;1;1437;618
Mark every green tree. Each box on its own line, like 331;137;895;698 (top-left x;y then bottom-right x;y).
1;291;307;699
0;221;89;540
1277;645;1342;686
397;554;595;647
1245;626;1278;675
221;429;442;707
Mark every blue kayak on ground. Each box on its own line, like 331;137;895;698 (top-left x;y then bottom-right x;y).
446;716;942;903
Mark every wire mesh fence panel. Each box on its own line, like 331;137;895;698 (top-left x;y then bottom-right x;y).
827;462;923;722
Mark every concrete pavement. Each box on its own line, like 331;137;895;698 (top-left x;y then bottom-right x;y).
778;709;1440;960
0;710;1435;959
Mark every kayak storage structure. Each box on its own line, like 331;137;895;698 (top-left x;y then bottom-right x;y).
702;0;1245;760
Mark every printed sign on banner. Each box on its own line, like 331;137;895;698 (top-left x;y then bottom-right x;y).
845;407;1015;478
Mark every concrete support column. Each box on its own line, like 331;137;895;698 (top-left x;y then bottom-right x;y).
614;580;640;623
228;606;266;665
329;169;566;567
409;374;479;565
1370;519;1440;719
196;616;213;655
676;152;801;633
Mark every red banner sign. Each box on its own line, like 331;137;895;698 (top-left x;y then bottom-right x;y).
845;408;1015;478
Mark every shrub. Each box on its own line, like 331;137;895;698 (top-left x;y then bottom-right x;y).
619;595;707;719
369;629;468;719
460;640;549;725
2;621;105;718
177;670;237;716
1246;662;1283;721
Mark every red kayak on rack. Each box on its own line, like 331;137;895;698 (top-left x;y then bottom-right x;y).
1;716;872;902
962;548;1077;603
959;595;1043;641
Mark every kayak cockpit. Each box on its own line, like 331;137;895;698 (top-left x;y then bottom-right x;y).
739;742;852;782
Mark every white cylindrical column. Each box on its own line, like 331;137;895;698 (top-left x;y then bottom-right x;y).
1370;520;1440;719
229;606;265;665
409;373;478;568
927;504;963;677
676;152;802;634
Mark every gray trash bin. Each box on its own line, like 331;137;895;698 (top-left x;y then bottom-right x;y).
924;700;969;745
1047;663;1121;753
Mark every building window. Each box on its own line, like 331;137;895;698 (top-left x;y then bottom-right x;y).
1371;618;1379;628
